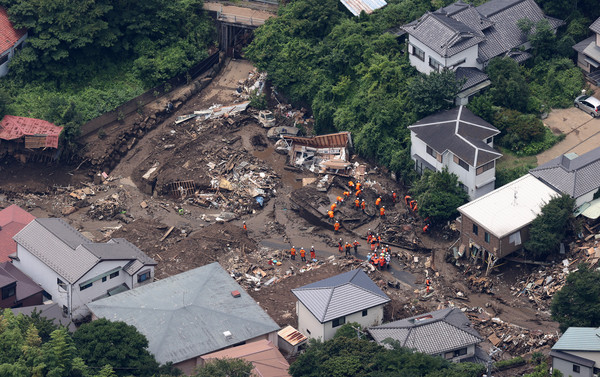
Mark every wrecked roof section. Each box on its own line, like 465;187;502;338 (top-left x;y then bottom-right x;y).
0;115;63;148
340;0;387;17
283;132;352;149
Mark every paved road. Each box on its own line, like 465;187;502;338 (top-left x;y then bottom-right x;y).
538;108;600;164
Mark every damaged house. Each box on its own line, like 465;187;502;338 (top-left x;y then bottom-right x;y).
0;115;63;162
282;132;353;174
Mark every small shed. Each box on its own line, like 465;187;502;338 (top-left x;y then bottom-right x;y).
278;325;307;356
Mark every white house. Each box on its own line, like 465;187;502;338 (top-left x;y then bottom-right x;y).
12;218;156;321
0;7;27;77
551;327;600;377
368;307;488;363
402;0;563;103
409;106;502;200
291;269;390;341
573;16;600;85
530;146;600;207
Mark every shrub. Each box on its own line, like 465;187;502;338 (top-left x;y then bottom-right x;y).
495;356;525;371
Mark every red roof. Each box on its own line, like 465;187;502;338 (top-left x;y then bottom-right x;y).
0;7;26;54
0;115;63;148
0;205;35;262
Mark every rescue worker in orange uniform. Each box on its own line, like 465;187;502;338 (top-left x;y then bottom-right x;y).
310;246;316;261
343;191;350;198
375;197;382;207
355;189;362;197
361;200;366;212
348;181;354;189
336;195;343;204
338;239;343;253
354;198;360;209
379;256;385;270
300;247;306;262
290;246;296;260
356;182;361;191
344;242;351;256
423;224;430;233
353;240;360;254
243;221;247;231
334;221;340;232
405;195;411;205
328;210;334;219
392;192;397;203
380;206;385;217
331;203;337;211
367;233;372;244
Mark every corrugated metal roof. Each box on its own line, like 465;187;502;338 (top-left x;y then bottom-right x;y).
340;0;386;16
552;327;600;352
292;269;389;323
0;205;35;262
0;7;26;54
0;115;62;149
368;307;483;355
13;218;155;283
87;263;280;365
458;174;559;238
278;325;307;346
283;132;351;149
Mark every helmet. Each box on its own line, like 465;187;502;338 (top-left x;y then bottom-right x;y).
292;246;295;248
312;246;314;248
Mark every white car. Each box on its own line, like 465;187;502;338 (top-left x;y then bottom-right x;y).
574;95;600;117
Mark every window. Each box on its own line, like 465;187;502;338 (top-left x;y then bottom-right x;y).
476;161;495;175
472;224;478;236
573;364;580;373
486;137;493;144
410;44;425;61
137;271;151;283
57;278;66;289
452;58;466;67
426;146;442;162
2;283;16;300
362;309;368;317
102;276;107;282
110;271;119;279
484;232;490;243
453;155;469;170
453;348;467;357
80;282;92;291
426;145;434;157
0;54;8;66
332;316;346;328
62;305;68;315
429;56;442;71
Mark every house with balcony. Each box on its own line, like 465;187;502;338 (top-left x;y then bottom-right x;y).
573;17;600;86
409;106;502;200
0;7;27;77
401;0;563;103
12;218;156;321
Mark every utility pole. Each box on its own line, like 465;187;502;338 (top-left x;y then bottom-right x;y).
486;347;501;377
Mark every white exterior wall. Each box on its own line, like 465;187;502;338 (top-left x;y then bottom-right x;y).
565;351;600;366
296;301;325;340
575;189;599;207
410;132;444;171
322;305;384;341
0;32;27;77
132;266;155;288
13;243;69;312
552;354;594;377
407;35;481;75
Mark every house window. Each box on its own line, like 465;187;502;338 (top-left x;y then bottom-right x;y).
453;348;467;357
426;146;442;162
486;137;493;144
306;329;311;335
1;283;16;300
57;278;66;289
472;224;478;236
429;56;442;71
573;364;580;373
453;155;469;171
410;44;425;61
62;305;68;315
484;232;490;243
332;316;346;328
476;161;495;175
362;309;368;317
452;58;466;67
137;271;151;283
0;54;8;66
102;276;107;282
458;182;468;193
80;282;92;291
110;271;119;279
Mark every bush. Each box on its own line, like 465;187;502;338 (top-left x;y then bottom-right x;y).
516;128;564;156
249;92;267;110
494;356;525;371
492;108;547;154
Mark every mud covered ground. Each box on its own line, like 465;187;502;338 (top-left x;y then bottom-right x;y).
0;59;560;373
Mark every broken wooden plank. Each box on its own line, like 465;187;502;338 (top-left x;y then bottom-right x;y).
160;226;175;242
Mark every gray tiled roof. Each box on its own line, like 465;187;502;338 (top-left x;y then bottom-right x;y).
530;146;600;198
368;307;483;355
573;36;595;54
409;106;502;167
455;67;489;90
292;269;390;323
403;0;563;63
589;16;600;35
87;263;280;365
13;218;155;284
11;303;77;332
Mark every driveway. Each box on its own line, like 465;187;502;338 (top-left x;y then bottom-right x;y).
537;108;600;165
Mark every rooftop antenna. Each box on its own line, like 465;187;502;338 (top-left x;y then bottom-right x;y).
513;187;518;206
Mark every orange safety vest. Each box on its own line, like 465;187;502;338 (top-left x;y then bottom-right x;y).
300;248;306;257
243;223;247;231
356;183;361;191
405;195;411;205
334;222;340;231
337;196;342;203
310;250;316;259
355;189;362;196
375;197;381;206
380;207;385;216
331;203;337;211
392;192;397;201
355;199;360;207
353;241;360;247
361;201;366;210
328;210;334;218
348;181;354;187
380;258;385;267
290;248;296;255
343;191;350;197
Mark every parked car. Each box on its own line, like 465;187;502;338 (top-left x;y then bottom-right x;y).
574;95;600;117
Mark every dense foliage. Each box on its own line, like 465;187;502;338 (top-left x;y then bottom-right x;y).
551;264;600;332
288;336;485;377
410;168;469;223
525;194;575;259
193;358;253;377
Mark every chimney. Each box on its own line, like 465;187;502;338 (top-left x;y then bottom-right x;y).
223;331;233;340
231;290;241;298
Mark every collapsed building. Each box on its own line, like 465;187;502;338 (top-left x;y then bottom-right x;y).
0;115;63;162
282;132;354;175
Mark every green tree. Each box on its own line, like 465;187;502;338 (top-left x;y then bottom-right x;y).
410;168;469;223
73;319;159;377
551;264;600;332
525;194;575;259
487;57;530;112
408;69;462;118
333;322;365;340
529;19;557;60
192;358;253;377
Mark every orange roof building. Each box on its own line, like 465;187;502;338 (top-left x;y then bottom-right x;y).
200;339;291;377
0;115;63;149
0;6;27;77
0;205;35;262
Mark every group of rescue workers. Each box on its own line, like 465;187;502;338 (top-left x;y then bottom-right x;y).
289;245;317;262
365;229;392;270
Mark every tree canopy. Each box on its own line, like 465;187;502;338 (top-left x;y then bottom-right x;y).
525;194;575;259
551;264;600;332
410;168;469;223
192;358;253;377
